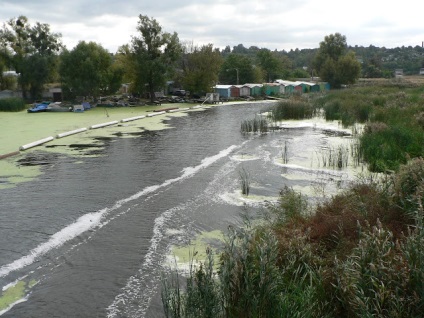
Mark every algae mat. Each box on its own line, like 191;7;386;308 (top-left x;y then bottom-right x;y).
0;105;195;155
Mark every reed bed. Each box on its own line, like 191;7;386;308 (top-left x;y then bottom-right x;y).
238;166;250;196
0;97;26;112
269;98;316;121
240;115;268;133
162;158;424;317
315;145;350;169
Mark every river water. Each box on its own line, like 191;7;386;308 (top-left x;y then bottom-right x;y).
0;102;358;317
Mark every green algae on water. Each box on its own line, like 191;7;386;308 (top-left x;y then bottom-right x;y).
0;279;37;312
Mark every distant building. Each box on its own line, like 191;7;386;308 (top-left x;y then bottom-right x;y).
419;68;424;75
394;69;404;78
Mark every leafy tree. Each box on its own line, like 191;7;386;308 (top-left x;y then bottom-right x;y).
219;53;257;85
180;42;223;95
314;33;361;88
256;49;286;82
114;44;136;86
59;41;123;99
0;16;62;99
131;14;182;102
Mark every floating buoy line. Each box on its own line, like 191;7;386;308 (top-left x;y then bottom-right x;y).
1;105;205;158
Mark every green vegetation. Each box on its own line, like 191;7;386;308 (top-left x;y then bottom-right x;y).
313;33;362;89
180;43;223;95
60;41;124;100
0;97;26;111
128;14;182;102
314;81;424;172
162;158;424;318
269;97;315;121
238;166;250;196
162;81;424;317
0;16;62;100
240;116;268;133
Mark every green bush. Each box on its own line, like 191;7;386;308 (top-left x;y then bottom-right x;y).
0;97;26;112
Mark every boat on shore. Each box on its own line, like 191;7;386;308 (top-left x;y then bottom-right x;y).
46;102;73;112
27;101;50;113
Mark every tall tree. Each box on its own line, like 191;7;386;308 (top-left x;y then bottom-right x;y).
220;53;257;85
180;43;223;94
59;41;123;99
131;14;181;102
0;16;62;99
313;33;361;88
256;49;285;82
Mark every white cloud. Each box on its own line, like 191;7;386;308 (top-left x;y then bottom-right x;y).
1;0;423;52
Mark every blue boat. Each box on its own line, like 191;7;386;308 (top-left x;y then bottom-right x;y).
27;102;50;113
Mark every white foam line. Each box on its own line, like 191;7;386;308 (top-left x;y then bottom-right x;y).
90;121;119;129
56;128;87;138
0;145;239;280
106;144;240;317
120;115;146;122
19;136;54;151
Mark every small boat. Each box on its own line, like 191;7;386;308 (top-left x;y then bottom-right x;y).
46;102;72;112
27;102;50;113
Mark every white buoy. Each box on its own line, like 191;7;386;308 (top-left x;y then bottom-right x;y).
56;127;88;138
20;136;54;151
147;111;166;117
90;121;119;129
168;108;190;113
121;115;146;122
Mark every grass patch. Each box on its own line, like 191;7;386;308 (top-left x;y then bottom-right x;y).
0;98;26;112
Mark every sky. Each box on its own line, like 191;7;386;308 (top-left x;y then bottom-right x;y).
1;0;423;53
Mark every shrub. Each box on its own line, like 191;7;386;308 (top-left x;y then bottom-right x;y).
391;157;424;217
267;186;309;226
0;97;26;112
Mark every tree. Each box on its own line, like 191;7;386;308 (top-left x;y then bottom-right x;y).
180;43;223;95
256;49;287;82
219;53;258;85
131;14;182;102
0;16;62;99
59;41;123;99
313;33;361;88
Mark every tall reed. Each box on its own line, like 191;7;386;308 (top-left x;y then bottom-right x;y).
281;140;289;164
238;166;250;196
0;97;26;112
315;145;350;169
269;99;315;121
240;115;268;133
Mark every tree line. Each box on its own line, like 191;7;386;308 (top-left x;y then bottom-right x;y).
4;13;418;102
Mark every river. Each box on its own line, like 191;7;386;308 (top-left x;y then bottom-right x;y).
0;102;358;317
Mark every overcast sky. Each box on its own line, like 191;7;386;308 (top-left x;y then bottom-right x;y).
1;0;423;53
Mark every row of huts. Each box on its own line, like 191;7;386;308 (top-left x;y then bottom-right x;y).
214;80;330;99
